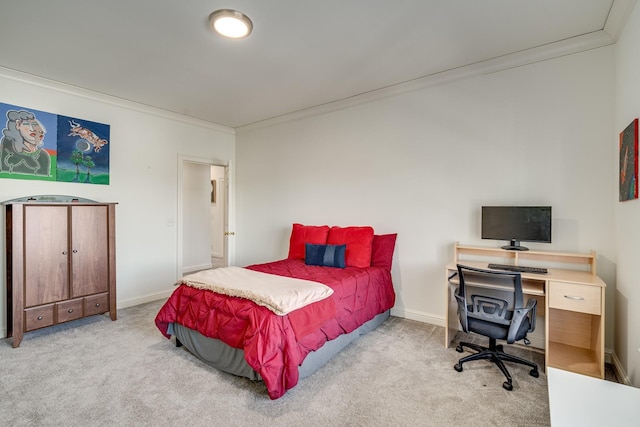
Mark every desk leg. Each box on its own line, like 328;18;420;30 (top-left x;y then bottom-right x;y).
445;276;459;348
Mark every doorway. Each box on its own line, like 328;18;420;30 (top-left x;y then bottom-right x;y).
177;156;229;278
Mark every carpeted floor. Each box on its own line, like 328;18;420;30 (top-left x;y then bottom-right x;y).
0;299;551;426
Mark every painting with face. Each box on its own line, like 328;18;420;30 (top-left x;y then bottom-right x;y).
0;103;57;179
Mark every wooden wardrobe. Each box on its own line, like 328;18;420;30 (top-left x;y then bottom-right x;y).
5;200;116;347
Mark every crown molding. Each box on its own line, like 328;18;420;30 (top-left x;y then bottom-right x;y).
237;28;617;133
604;0;637;41
0;66;235;135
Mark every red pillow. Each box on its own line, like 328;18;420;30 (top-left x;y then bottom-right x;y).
287;224;330;259
371;234;397;270
327;226;374;268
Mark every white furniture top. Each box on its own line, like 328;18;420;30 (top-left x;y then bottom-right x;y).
547;367;640;426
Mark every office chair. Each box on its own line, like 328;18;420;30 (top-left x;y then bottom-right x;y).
453;264;539;390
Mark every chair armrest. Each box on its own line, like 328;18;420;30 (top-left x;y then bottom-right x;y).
507;298;537;344
525;298;537;332
454;288;470;333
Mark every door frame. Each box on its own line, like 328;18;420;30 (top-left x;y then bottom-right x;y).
177;155;233;280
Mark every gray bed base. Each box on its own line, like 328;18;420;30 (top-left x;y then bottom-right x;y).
169;309;391;381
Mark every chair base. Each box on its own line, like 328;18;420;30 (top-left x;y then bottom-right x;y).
454;337;539;391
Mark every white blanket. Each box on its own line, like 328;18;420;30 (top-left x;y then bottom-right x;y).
179;266;333;315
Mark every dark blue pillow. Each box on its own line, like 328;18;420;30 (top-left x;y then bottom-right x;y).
305;243;346;268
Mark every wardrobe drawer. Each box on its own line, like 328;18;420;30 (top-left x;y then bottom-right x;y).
25;305;54;331
549;281;601;315
85;293;109;316
57;299;84;323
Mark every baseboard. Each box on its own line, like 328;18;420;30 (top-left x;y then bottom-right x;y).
12;294;629;386
391;307;445;327
608;349;631;385
390;308;544;350
117;289;174;309
183;262;213;274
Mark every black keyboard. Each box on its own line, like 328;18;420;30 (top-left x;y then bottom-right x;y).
487;263;548;274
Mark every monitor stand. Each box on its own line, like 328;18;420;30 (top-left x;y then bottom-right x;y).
501;240;529;251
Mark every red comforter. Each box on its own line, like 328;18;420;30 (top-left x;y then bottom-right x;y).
155;258;395;399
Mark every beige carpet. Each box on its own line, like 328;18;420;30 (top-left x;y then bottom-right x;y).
0;299;550;426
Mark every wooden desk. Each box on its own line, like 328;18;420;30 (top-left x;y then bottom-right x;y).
445;244;606;379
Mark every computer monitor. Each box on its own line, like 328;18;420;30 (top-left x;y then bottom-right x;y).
481;206;552;251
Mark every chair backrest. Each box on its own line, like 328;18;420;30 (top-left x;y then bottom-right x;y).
455;264;535;343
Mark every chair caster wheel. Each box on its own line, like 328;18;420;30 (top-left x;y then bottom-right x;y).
454;363;463;372
456;345;463;353
503;381;513;391
530;369;539;378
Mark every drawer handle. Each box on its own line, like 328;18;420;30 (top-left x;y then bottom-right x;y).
68;309;74;313
95;303;101;307
37;316;43;320
564;295;584;301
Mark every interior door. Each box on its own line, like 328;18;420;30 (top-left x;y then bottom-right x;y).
223;165;230;266
210;164;227;267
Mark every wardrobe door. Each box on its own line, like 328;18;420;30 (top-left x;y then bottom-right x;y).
70;205;109;297
24;205;69;307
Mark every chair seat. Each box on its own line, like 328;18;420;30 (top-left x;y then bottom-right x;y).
467;315;531;342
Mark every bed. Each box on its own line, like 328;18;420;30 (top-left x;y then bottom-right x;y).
155;224;397;399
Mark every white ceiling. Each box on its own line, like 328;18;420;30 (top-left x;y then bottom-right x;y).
0;1;634;129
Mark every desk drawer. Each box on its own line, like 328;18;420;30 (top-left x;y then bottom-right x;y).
549;281;601;315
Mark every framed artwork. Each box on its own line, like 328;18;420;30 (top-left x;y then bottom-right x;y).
0;102;110;185
619;118;638;202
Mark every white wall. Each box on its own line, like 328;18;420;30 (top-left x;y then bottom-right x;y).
615;3;640;386
0;70;235;337
236;47;616;343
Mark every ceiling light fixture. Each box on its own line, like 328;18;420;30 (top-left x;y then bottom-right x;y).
209;9;253;39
